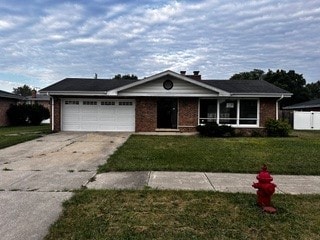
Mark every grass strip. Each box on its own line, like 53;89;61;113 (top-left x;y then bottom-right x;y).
99;131;320;175
0;124;51;149
45;189;320;240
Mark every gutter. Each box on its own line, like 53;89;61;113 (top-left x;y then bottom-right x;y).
276;94;284;120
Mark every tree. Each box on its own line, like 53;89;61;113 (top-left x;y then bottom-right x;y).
306;80;320;100
112;74;138;80
263;69;309;106
12;84;33;96
230;69;264;80
230;69;310;107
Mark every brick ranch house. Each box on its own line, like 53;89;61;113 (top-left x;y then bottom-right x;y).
40;70;291;133
0;90;22;126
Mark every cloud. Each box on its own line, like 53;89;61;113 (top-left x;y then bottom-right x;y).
0;0;319;89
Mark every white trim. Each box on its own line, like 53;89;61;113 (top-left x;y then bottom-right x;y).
231;93;291;98
45;91;290;98
44;91;108;96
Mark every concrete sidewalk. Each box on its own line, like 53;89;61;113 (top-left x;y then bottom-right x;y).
86;171;320;195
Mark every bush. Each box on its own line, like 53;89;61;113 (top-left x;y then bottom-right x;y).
196;122;235;137
28;104;50;125
7;104;50;126
265;119;291;137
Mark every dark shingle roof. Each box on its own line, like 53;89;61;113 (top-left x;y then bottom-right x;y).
40;78;138;92
283;99;320;110
0;90;22;100
25;94;50;101
40;77;290;95
202;79;290;94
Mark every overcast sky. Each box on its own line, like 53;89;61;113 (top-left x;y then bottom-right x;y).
0;0;319;92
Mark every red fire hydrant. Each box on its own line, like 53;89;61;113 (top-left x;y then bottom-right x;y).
252;165;277;213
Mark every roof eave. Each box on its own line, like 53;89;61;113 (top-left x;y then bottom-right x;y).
284;105;320;110
231;93;292;98
40;91;109;96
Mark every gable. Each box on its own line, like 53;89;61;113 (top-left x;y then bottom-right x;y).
109;70;230;97
117;76;219;97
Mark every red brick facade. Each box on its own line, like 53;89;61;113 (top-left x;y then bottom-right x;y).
135;97;157;132
260;98;277;127
178;97;198;132
53;97;61;132
0;98;17;126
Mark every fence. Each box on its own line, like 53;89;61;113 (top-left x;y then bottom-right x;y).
293;111;320;130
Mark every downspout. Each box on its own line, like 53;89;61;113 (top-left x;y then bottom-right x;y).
276;95;284;120
51;97;54;131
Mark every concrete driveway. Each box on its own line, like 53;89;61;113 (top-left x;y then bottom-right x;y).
0;132;130;240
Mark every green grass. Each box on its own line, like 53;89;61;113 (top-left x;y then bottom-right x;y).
0;124;51;149
45;189;320;240
99;131;320;175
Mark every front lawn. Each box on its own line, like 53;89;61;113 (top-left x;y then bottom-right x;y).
0;124;51;149
45;189;320;240
99;131;320;175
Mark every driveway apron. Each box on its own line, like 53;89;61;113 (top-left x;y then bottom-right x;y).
0;132;130;240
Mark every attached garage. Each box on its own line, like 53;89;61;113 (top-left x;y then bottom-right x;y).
61;99;135;132
40;70;292;133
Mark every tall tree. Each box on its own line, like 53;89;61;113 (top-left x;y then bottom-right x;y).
112;74;138;80
12;84;33;96
263;69;309;106
230;69;311;107
306;80;320;100
230;69;264;80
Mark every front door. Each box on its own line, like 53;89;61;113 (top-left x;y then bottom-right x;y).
157;98;178;129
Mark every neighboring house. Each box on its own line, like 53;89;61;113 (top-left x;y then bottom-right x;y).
40;70;291;133
24;90;51;110
283;99;320;111
0;90;22;126
24;90;51;124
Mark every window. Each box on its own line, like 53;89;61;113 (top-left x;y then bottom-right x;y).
239;100;258;124
199;99;258;127
219;100;237;124
199;99;217;124
101;101;115;105
65;100;79;105
83;101;97;105
119;101;133;106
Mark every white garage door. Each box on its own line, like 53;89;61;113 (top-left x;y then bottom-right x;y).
62;99;135;132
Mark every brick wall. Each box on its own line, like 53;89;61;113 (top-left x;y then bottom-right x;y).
135;97;157;132
53;97;61;132
135;97;199;132
0;98;17;126
260;98;277;127
178;97;198;132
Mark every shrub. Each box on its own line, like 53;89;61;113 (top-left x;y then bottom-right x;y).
265;119;291;137
7;104;50;126
196;122;235;137
28;104;50;125
6;104;28;126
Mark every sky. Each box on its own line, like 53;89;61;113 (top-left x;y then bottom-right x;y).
0;0;319;92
